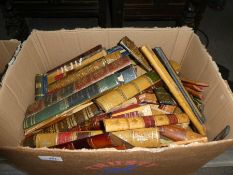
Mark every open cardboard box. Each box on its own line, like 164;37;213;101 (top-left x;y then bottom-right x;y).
0;27;233;175
0;39;20;74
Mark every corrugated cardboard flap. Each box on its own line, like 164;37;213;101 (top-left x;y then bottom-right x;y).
1;139;233;175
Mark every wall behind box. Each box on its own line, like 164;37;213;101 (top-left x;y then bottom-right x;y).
0;27;233;175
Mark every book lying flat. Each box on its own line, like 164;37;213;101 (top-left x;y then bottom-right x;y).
24;66;137;130
26;57;131;118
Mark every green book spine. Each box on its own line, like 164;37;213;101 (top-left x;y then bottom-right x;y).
23;67;136;129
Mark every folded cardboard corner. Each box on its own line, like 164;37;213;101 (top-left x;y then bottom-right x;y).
0;27;233;175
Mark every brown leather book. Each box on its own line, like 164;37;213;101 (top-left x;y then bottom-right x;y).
159;125;205;141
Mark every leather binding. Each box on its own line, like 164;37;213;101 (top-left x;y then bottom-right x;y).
25;56;130;118
119;36;152;71
96;71;161;112
35;74;47;101
154;87;177;105
103;113;190;132
140;46;206;135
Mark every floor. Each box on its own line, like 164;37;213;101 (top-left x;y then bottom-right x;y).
0;1;233;175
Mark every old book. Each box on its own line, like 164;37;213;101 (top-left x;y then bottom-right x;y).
158;104;177;114
35;74;47;101
183;82;204;92
185;87;204;100
181;77;209;87
25;56;131;117
24;102;94;136
161;137;208;147
54;128;160;149
159;125;205;141
119;36;152;71
24;67;136;130
37;103;103;134
96;71;161;112
47;47;107;85
36;130;103;148
141;46;206;135
153;47;206;129
47;51;122;93
107;45;129;56
112;128;160;148
104;113;190;132
47;45;102;74
154;87;177;105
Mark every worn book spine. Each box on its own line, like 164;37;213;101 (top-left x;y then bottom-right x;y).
119;36;152;71
185;87;204;100
47;45;102;74
104;113;190;132
38;103;103;133
181;78;209;87
107;45;129;56
34;130;103;148
141;46;206;135
112;128;160;148
48;51;122;93
24;102;94;136
35;74;47;101
96;71;160;112
25;56;130;118
159;125;204;141
24;67;137;129
154;87;176;105
158;104;177;114
47;49;107;85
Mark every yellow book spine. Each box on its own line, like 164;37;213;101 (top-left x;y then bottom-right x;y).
140;46;206;135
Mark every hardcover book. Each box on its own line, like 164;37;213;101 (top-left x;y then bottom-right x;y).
26;56;131;118
141;46;206;135
47;47;107;85
47;51;122;93
24;66;137;130
119;36;152;71
96;71;161;112
103;113;190;132
35;74;47;101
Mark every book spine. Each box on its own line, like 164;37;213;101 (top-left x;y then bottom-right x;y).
24;67;137;129
154;87;176;105
159;125;204;141
112;128;160;148
158;104;177;114
48;51;122;93
35;74;47;101
40;104;102;133
47;45;102;74
141;46;206;135
107;45;129;57
35;130;103;148
103;113;190;132
25;56;130;117
119;36;152;71
47;49;107;85
96;71;160;112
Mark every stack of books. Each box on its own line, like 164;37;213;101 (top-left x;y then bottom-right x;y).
22;37;209;150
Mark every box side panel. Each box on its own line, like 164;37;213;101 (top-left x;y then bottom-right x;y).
0;40;20;73
180;35;233;140
0;140;233;175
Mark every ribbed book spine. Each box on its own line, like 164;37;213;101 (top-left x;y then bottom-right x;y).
35;74;47;101
47;51;122;93
103;113;190;132
154;87;176;105
96;71;161;112
47;45;102;74
47;47;106;85
39;104;102;133
25;56;131;117
24;67;137;129
119;36;152;71
35;130;103;148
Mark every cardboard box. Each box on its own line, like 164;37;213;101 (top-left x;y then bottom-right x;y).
0;39;20;74
0;27;233;175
